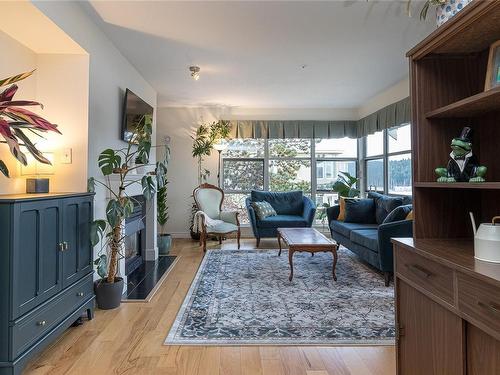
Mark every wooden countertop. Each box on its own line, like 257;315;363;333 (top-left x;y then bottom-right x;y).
393;237;500;287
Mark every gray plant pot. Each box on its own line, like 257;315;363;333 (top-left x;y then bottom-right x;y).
94;277;124;310
158;233;172;255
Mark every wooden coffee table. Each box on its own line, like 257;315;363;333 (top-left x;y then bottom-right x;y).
277;227;339;282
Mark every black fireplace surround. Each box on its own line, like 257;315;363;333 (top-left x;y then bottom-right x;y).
124;195;146;275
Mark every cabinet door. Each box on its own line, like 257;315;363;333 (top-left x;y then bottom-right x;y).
62;197;93;288
467;323;500;374
396;279;464;375
12;200;63;318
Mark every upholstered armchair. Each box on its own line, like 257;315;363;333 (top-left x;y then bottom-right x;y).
193;183;241;252
246;190;316;247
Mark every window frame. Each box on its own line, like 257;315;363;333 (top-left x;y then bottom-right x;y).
221;138;359;227
362;124;412;195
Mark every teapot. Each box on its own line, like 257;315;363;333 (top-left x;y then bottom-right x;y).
470;212;500;263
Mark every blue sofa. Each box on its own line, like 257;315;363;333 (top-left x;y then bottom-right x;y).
326;192;412;286
246;190;316;247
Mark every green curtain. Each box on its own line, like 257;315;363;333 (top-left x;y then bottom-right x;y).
225;97;410;139
356;97;410;138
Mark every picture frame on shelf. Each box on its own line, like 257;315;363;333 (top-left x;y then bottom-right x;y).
485;40;500;91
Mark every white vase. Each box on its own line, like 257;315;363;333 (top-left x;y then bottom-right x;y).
436;0;472;27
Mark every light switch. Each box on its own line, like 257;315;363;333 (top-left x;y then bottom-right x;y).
61;148;72;164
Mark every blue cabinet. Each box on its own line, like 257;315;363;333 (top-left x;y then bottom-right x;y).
0;193;95;375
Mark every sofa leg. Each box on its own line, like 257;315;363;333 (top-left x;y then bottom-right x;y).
384;272;391;287
256;238;260;248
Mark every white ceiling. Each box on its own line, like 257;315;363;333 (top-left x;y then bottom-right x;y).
84;1;435;108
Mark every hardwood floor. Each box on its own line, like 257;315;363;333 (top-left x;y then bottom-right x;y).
24;238;396;375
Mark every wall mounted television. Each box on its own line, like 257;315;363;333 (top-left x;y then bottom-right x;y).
121;88;154;144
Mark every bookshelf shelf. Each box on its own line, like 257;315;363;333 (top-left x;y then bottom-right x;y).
426;87;500;119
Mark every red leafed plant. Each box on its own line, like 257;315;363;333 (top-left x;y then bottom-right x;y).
0;70;61;178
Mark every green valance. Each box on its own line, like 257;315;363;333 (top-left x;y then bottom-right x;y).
356;97;410;138
225;97;410;140
227;120;358;139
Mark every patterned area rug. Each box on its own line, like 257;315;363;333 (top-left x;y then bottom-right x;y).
165;248;395;345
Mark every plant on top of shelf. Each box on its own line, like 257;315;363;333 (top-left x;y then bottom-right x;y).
332;171;360;198
189;120;230;239
0;70;61;178
88;114;169;309
413;0;472;26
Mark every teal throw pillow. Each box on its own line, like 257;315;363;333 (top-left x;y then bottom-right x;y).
252;201;277;220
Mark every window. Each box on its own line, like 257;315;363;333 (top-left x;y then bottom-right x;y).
315;138;357;158
363;124;412;195
314;138;358;225
388;153;412;195
366;159;384;192
222;137;358;226
366;131;384;157
222;139;265;223
269;139;311;194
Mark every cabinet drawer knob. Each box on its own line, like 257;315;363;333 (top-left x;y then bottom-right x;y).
64;241;69;250
37;320;46;326
77;292;84;297
59;242;65;252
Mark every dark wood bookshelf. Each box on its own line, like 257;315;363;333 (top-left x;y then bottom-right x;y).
414;182;500;190
398;4;500;372
426;87;500;118
409;1;500;240
407;1;500;59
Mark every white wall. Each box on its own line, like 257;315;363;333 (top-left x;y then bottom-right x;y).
35;54;89;193
157;80;409;237
357;78;409;119
0;31;37;194
34;1;158;276
0;30;89;194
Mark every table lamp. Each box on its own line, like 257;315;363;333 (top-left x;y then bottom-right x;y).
21;153;54;193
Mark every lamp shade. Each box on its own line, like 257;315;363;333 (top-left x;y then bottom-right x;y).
21;152;55;176
213;140;228;152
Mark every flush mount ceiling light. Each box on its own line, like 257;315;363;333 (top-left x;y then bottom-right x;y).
189;66;200;81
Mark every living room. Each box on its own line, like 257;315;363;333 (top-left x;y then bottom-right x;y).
1;1;500;375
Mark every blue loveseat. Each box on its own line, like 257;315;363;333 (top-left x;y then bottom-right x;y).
326;192;413;286
246;190;316;247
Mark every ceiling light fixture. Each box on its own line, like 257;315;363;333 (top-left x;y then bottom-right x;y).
189;66;200;81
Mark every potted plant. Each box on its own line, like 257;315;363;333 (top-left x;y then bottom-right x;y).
0;70;60;179
157;147;171;254
413;0;472;26
332;171;360;200
89;114;168;310
189;120;230;240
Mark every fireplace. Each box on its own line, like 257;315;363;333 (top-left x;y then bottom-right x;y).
124;195;146;276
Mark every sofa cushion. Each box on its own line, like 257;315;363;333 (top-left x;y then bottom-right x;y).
368;192;404;224
382;204;413;224
350;229;379;252
330;220;378;238
251;190;303;215
344;198;376;223
257;214;307;228
337;197;357;221
251;201;277;220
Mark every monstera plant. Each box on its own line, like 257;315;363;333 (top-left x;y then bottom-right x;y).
332;171;360;198
89;114;169;309
0;70;60;178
